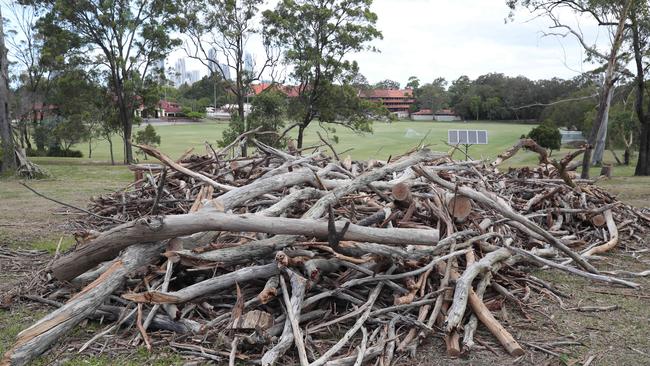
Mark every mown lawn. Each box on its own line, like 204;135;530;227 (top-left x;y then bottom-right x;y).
42;119;635;175
67;120;539;162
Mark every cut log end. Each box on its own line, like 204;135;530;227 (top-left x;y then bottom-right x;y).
391;182;413;207
447;195;472;220
590;214;606;227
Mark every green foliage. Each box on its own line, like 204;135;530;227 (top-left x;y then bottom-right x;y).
540;89;598;131
46;146;83;158
33;0;180;162
374;79;400;89
135;125;162;147
406;76;420;90
220;90;287;148
414;78;448;112
447;73;591;121
528;124;561;151
263;0;382;147
34;116;88;155
186;111;206;120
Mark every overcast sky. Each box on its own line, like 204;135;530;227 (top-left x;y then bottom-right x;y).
172;0;612;87
4;0;612;87
349;0;612;85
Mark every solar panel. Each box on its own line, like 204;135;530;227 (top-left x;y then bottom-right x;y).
447;130;489;145
448;130;458;144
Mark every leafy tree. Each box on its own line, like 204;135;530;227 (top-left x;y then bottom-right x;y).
31;0;180;163
135;124;161;160
374;79;400;90
483;96;503;120
221;89;287;148
528;124;561;153
609;105;639;165
415;79;448;112
52;116;88;153
469;95;481;121
181;0;279;156
4;2;49;150
263;0;382;148
0;7;16;173
508;0;634;176
406;76;420;90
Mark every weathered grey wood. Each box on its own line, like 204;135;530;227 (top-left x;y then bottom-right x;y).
53;149;442;282
213;168;318;210
134;144;234;191
413;165;598;274
3;243;164;366
507;246;639;288
261;270;308;366
445;248;512;331
260;188;325;217
52;211;439;281
123;263;280;304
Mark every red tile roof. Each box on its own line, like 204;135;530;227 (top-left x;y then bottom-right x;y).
412;109;433;115
434;109;458;116
159;100;182;113
360;89;413;99
249;83;300;98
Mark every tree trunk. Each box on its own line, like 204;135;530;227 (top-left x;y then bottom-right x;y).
297;124;305;149
581;0;631;178
591;87;614;166
0;8;16;174
632;11;650;176
88;138;92;159
636;123;650;175
108;136;115;165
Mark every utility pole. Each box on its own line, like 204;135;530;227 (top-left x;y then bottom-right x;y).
0;7;17;173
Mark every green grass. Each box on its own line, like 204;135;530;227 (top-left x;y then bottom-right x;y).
51;119;638;178
66;120;537;162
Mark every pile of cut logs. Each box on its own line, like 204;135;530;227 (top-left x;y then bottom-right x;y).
3;137;649;366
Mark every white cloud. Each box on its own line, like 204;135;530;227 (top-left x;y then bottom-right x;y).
350;0;611;85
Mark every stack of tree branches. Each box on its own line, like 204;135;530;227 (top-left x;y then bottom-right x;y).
3;137;649;366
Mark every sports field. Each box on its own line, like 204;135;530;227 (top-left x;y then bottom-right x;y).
36;119;634;175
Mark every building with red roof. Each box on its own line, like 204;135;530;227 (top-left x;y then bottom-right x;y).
359;89;414;119
248;83;300;98
410;108;461;122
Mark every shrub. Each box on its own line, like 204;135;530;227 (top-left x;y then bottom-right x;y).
46;145;84;157
528;125;561;152
26;147;48;157
135;124;161;160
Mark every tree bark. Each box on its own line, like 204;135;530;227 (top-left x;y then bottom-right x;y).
0;7;16;173
632;11;650;175
108;136;115;165
590;87;614;165
296;124;306;149
51;211;439;282
581;0;632;178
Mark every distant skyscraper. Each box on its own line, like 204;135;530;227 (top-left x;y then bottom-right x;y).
220;64;231;80
244;52;254;72
188;70;201;85
207;48;219;74
174;58;187;86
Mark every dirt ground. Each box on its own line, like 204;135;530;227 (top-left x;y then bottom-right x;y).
1;166;649;365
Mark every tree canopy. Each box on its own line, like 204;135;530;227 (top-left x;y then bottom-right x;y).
263;0;382;148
